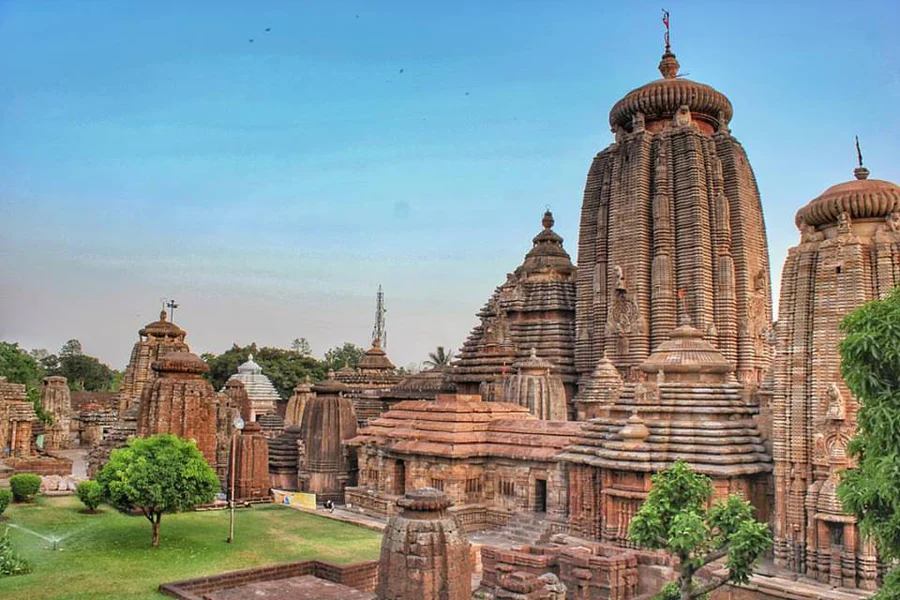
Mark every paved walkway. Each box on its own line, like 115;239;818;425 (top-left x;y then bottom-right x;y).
278;503;388;533
53;448;88;478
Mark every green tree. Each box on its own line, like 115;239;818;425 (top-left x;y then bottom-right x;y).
291;337;313;357
59;339;83;358
628;461;771;600
0;342;51;424
97;434;219;547
76;480;104;513
55;353;117;391
203;344;326;399
837;287;900;598
423;346;453;368
324;342;366;371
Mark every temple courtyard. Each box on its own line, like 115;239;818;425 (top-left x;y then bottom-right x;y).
0;497;381;599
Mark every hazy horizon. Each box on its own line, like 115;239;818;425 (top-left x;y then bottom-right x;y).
2;1;898;370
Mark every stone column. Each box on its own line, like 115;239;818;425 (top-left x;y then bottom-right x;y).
232;422;270;500
41;376;72;450
377;488;471;600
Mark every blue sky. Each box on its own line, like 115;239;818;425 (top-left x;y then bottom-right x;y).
1;0;898;370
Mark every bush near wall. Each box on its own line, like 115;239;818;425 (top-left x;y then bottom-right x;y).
9;474;42;502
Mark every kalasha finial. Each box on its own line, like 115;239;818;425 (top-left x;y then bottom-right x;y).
542;210;554;230
854;135;870;180
658;9;680;78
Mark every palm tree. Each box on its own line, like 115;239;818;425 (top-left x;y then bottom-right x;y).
424;346;454;369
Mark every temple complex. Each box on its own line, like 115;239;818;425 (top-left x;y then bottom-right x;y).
346;393;580;522
574;48;772;384
40;375;72;450
118;310;189;411
223;354;281;420
297;371;358;503
454;211;577;411
136;351;218;466
376;488;471;600
559;319;772;544
772;163;900;589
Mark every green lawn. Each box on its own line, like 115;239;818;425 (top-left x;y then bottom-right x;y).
0;496;382;600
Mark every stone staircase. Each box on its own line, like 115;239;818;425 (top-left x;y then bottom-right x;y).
470;512;553;548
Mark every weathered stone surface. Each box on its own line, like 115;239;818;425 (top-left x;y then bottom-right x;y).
297;371;358;502
118;310;189;411
772;165;900;590
136;351;217;467
0;376;36;457
40;375;72;450
503;348;568;421
454;211;577;413
376;488;471;600
284;377;313;427
230;422;270;500
268;425;303;490
575;51;772;384
335;339;403;428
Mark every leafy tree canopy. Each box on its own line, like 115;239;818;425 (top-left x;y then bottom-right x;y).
424;346;453;368
323;342;366;371
290;337;313;357
838;287;900;599
629;461;771;600
97;434;219;547
203;343;326;399
0;342;43;386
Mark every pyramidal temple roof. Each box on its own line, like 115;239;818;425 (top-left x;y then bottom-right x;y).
223;354;282;413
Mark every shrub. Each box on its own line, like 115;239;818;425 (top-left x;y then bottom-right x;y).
76;480;103;512
0;530;30;577
9;474;41;503
0;490;10;517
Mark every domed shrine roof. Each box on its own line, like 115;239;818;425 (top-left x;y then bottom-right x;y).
152;351;209;375
223;354;282;406
139;310;186;338
639;320;732;378
312;369;351;394
795;166;900;228
609;51;733;132
357;338;396;371
520;211;575;275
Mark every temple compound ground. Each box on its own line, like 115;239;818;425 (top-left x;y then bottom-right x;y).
0;496;381;600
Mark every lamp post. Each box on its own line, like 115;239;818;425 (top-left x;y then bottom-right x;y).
227;415;245;544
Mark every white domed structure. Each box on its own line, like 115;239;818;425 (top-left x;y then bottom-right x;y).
222;354;282;420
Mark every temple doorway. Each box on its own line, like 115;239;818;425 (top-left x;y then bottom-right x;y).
393;460;406;496
534;479;547;513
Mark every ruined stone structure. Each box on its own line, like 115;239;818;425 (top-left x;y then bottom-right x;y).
223;354;281;421
575;49;772;384
119;310;189;411
559;320;772;544
223;378;252;423
137;351;217;466
297;371;358;503
335;339;403;427
214;385;240;485
231;421;270;500
40;375;72;450
88;402;139;477
502;349;568;421
454;212;577;411
0;376;36;457
772;165;900;589
347;393;580;521
284;377;313;427
377;488;471;600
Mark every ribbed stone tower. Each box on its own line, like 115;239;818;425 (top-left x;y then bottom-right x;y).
377;488;471;600
772;163;900;589
40;375;72;450
137;352;217;467
284;377;313;427
455;211;577;406
231;421;270;500
502;348;568;421
119;310;189;411
576;46;772;383
297;370;358;503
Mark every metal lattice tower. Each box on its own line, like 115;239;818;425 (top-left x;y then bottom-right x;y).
372;285;387;347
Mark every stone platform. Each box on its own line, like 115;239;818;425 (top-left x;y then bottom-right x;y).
205;575;375;600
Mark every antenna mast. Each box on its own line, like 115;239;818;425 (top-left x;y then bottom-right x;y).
372;285;387;347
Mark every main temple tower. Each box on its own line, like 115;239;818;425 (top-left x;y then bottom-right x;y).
575;45;772;383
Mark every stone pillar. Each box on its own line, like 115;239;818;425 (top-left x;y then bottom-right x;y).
232;422;270;500
41;376;72;450
377;488;471;600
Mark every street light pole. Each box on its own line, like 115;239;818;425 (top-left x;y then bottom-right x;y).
227;415;244;544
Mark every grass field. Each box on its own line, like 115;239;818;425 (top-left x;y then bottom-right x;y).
0;496;382;600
